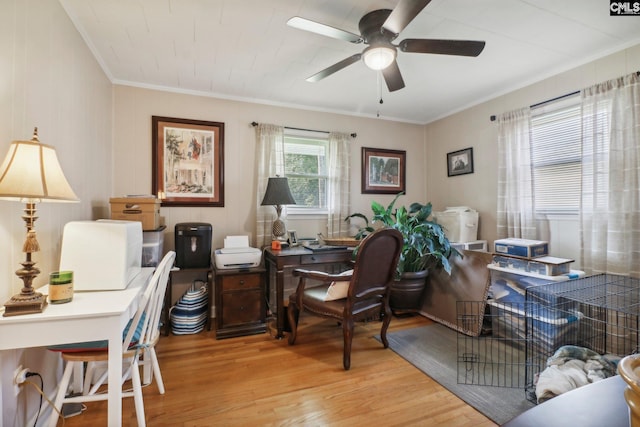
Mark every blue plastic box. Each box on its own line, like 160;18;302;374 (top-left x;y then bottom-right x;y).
494;238;549;259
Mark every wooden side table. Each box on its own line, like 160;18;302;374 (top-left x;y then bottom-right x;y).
214;266;266;339
162;264;214;336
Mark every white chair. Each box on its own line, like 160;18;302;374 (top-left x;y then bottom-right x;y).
47;251;176;427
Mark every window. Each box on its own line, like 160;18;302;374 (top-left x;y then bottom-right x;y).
530;97;581;215
530;95;611;216
283;131;329;213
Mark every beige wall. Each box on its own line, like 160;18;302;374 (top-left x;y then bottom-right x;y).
425;43;640;266
0;0;112;423
112;86;425;251
0;0;113;303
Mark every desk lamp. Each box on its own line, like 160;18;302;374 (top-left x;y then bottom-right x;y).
260;176;296;241
0;128;78;316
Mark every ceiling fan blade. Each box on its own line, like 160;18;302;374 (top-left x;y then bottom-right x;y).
306;54;362;82
383;0;431;35
399;39;486;57
287;17;363;43
381;61;405;92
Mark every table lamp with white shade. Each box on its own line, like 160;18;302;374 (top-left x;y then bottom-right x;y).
0;128;78;316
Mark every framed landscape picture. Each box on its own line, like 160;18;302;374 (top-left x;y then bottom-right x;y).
152;116;225;207
447;147;474;177
361;147;406;194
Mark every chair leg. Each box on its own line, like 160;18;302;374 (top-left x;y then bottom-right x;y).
48;361;75;427
149;347;165;394
342;318;354;370
380;306;392;348
130;359;146;427
142;349;153;385
287;302;299;345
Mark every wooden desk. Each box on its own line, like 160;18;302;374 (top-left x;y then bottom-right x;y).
263;246;353;338
502;375;628;427
0;268;154;427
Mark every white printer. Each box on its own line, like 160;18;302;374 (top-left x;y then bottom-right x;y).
214;235;262;269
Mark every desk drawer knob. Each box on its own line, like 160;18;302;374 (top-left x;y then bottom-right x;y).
239;280;245;286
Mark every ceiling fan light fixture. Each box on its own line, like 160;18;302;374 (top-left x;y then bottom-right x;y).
362;45;396;70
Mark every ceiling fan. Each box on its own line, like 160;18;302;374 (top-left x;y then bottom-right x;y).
287;0;485;92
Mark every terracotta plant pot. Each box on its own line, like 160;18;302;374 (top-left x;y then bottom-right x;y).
390;269;429;314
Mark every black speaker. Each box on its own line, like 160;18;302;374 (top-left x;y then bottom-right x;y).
175;223;212;268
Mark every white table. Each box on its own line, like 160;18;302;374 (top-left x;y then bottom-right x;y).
0;267;154;426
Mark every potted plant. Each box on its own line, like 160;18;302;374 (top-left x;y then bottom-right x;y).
346;193;460;313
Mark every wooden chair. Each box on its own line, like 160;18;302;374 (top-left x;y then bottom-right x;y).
47;251;176;427
287;228;403;370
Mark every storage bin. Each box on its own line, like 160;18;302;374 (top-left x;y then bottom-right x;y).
488;264;585;315
494;238;548;259
110;197;161;231
451;240;487;252
432;207;478;243
492;254;574;276
142;226;165;267
489;300;581;353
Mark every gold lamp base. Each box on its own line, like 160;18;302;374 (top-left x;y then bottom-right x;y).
3;292;47;317
2;202;48;317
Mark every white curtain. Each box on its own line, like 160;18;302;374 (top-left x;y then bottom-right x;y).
326;132;352;238
496;107;537;239
580;72;640;276
254;123;285;249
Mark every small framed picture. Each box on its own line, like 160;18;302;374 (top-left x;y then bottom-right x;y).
288;230;298;246
447;147;474;177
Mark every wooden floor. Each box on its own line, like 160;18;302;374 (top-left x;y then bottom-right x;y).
56;314;497;426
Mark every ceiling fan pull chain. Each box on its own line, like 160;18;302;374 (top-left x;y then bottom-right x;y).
376;71;384;117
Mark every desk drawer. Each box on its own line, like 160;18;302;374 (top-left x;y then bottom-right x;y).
301;252;352;265
220;273;261;291
221;290;262;326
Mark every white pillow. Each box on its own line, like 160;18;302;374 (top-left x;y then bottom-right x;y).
323;270;353;301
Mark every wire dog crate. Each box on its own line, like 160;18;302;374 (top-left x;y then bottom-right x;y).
457;301;529;389
458;274;640;403
456;300;581;402
526;273;640;357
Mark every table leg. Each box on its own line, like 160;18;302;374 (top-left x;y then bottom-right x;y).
107;326;123;426
207;269;214;331
276;269;285;339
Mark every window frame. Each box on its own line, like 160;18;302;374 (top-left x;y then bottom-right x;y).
530;95;583;217
283;129;330;216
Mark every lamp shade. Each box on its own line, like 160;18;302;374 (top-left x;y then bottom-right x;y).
362;45;396;70
0;131;78;203
260;177;296;206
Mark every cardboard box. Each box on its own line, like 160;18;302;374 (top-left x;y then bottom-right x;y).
110;197;160;231
494;238;549;259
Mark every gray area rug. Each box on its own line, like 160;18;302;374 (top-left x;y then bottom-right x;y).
384;324;536;425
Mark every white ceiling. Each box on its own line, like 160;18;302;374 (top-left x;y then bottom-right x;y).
59;0;640;124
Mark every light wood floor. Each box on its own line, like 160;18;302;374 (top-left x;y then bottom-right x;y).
55;314;497;426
